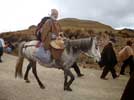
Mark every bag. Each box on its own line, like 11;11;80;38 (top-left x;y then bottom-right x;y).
35;17;51;41
35;45;51;64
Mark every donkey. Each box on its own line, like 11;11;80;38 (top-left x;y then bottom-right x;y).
15;37;101;91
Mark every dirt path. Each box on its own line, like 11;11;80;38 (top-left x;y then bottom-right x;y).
0;54;128;100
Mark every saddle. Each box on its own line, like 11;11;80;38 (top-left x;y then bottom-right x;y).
50;39;65;60
34;39;64;63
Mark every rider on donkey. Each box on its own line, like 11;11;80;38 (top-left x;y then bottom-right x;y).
41;9;64;65
35;9;84;77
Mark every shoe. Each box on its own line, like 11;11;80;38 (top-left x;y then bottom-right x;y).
113;76;119;79
120;73;125;75
64;87;72;91
100;77;108;80
78;74;84;77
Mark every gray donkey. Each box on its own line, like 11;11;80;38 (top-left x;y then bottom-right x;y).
15;37;101;91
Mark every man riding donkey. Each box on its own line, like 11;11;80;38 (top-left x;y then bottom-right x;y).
36;9;64;66
35;9;84;76
43;9;63;62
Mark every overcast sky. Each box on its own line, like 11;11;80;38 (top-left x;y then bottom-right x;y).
0;0;133;32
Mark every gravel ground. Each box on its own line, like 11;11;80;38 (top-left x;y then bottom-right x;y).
0;54;129;100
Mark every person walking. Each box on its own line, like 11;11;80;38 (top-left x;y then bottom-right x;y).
119;40;134;76
99;40;118;80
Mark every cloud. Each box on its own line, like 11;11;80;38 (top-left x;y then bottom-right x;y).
55;0;134;29
0;0;133;32
0;0;59;32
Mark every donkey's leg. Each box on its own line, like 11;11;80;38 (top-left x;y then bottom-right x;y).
66;69;75;91
32;61;45;89
64;68;75;91
24;62;32;83
64;70;68;90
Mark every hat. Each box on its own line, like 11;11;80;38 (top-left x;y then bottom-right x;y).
50;39;64;50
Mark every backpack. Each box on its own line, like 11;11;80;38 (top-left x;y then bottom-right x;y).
35;17;51;41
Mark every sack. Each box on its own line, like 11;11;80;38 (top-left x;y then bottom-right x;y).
35;45;51;64
35;17;51;41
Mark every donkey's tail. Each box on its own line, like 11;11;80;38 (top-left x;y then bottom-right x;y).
15;42;26;78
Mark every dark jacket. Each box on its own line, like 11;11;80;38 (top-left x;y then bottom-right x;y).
121;72;134;100
0;41;3;56
99;43;117;67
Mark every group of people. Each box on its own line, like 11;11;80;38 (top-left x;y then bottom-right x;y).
98;38;134;99
99;39;134;80
0;38;15;62
34;8;134;80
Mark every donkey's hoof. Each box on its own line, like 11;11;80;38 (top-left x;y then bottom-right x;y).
64;87;72;91
25;80;30;83
40;85;45;89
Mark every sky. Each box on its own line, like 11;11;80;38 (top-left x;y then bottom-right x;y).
0;0;133;32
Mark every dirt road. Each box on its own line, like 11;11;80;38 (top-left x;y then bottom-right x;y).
0;54;128;100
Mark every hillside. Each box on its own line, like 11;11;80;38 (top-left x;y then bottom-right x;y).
0;18;110;44
0;18;133;58
59;18;113;32
117;28;134;37
0;18;134;41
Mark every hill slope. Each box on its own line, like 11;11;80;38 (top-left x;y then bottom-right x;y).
0;18;115;42
59;18;113;31
0;18;133;57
